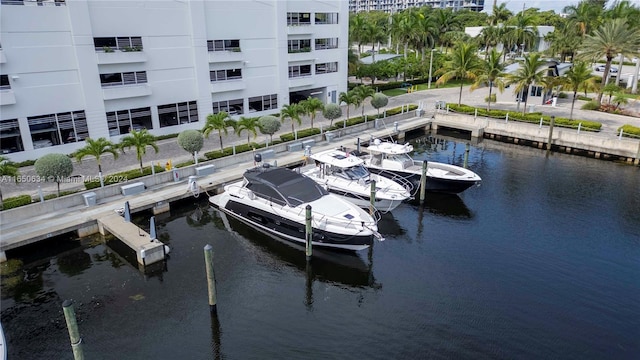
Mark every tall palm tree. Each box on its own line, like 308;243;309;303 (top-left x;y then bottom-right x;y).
432;8;460;51
578;18;640;103
352;86;375;118
280;103;303;134
203;112;232;153
563;1;604;36
563;61;594;119
507;11;538;56
490;3;513;26
0;155;19;209
506;53;548;114
338;91;358;127
119;129;159;173
300;96;324;129
233;116;260;145
349;12;368;55
470;49;506;111
74;137;118;173
435;41;483;106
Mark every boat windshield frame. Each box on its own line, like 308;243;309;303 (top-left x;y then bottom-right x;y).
333;164;370;180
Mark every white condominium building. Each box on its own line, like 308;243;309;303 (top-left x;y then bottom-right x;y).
349;0;485;13
0;0;348;161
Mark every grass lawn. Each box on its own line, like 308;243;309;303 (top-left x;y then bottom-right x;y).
381;79;474;97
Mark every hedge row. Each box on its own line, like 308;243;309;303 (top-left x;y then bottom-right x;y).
447;104;602;131
2;195;32;210
84;165;165;190
348;78;430;91
619;124;640;138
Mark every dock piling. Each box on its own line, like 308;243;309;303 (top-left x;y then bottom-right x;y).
369;180;376;216
420;161;428;204
150;216;156;240
124;201;131;222
305;205;313;261
62;300;84;360
463;143;470;168
203;244;217;312
547;115;556;153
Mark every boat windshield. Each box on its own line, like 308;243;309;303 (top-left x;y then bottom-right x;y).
335;164;369;180
388;153;414;168
279;177;328;207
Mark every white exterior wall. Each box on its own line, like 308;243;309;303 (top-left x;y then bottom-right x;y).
0;0;347;161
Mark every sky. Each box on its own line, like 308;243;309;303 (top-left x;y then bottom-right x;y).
491;0;640;14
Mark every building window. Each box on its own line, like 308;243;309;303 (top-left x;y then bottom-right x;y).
315;13;338;24
207;39;240;52
209;69;242;82
94;37;142;52
315;38;338;50
0;75;10;90
288;39;311;53
28;111;88;148
100;71;147;87
0;119;23;154
106;107;152;136
158;101;198;128
212;98;243;116
248;94;277;113
287;12;311;26
288;64;312;78
315;62;338;74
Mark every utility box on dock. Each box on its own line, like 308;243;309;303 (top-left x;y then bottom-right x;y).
196;164;215;176
82;192;97;206
121;182;145;196
287;142;303;152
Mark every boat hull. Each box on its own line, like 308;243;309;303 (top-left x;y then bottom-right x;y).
211;196;373;251
368;168;479;195
324;187;404;212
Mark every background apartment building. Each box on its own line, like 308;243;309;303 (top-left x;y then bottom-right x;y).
349;0;485;13
0;0;348;162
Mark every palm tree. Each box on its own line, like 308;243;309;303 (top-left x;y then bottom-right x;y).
0;156;19;209
506;53;548;115
338;91;358;127
470;49;506;111
507;11;538;57
203;112;232;153
578;19;640;103
119;129;159;173
562;61;594;119
280;103;303;134
563;1;604;36
300;96;324;129
435;41;483;106
490;3;513;26
74;137;118;173
234;116;260;145
352;86;375;118
602;83;621;105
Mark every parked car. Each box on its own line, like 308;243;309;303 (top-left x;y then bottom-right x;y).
594;65;618;73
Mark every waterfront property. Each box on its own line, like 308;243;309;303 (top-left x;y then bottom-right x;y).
0;0;348;161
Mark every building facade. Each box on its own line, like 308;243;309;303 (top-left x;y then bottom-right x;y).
349;0;485;13
0;0;348;161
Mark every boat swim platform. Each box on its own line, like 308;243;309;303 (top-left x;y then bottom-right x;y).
97;213;165;266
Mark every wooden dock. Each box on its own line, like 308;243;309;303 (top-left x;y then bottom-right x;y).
97;213;166;266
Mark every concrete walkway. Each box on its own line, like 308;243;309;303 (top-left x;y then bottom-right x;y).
1;85;637;200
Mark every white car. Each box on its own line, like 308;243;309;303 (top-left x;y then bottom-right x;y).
594;65;618;73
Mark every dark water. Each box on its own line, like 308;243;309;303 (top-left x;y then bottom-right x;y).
2;134;639;360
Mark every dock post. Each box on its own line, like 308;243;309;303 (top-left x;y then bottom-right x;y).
357;137;360;153
547;115;556;153
203;245;217;312
420;161;428;204
577;123;582;134
619;129;624;140
539;117;543;128
505;113;509;123
38;186;44;203
474;108;477;120
232;145;236;155
124;201;131;222
369;180;376;216
150;216;157;240
305;205;313;261
463;143;470;169
62;300;84;360
98;171;104;188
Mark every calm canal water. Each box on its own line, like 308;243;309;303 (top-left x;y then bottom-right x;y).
2;134;639;359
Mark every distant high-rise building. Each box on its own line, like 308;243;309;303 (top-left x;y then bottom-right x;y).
349;0;485;13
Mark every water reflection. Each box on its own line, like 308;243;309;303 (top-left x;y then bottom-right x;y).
213;209;379;290
411;193;473;219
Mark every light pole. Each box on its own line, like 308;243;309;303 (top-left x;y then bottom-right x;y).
428;48;436;89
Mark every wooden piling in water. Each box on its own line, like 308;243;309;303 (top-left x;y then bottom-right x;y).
305;205;313;261
204;244;217;312
420;161;428;204
369;180;376;216
62;300;84;360
463;143;470;168
547;115;556;153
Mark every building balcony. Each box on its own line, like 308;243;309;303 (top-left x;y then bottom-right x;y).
96;50;147;65
287;25;313;35
208;50;244;63
0;90;16;105
0;50;6;63
102;84;151;101
288;51;315;62
288;75;314;89
210;80;246;93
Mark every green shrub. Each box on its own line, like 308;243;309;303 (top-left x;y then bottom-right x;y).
2;194;32;210
84;165;165;190
16;160;36;168
558;92;568;99
619;124;640;138
577;95;592;101
485;94;496;103
155;133;179;141
204;142;265;160
280;128;321;142
43;190;79;201
581;101;601;110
